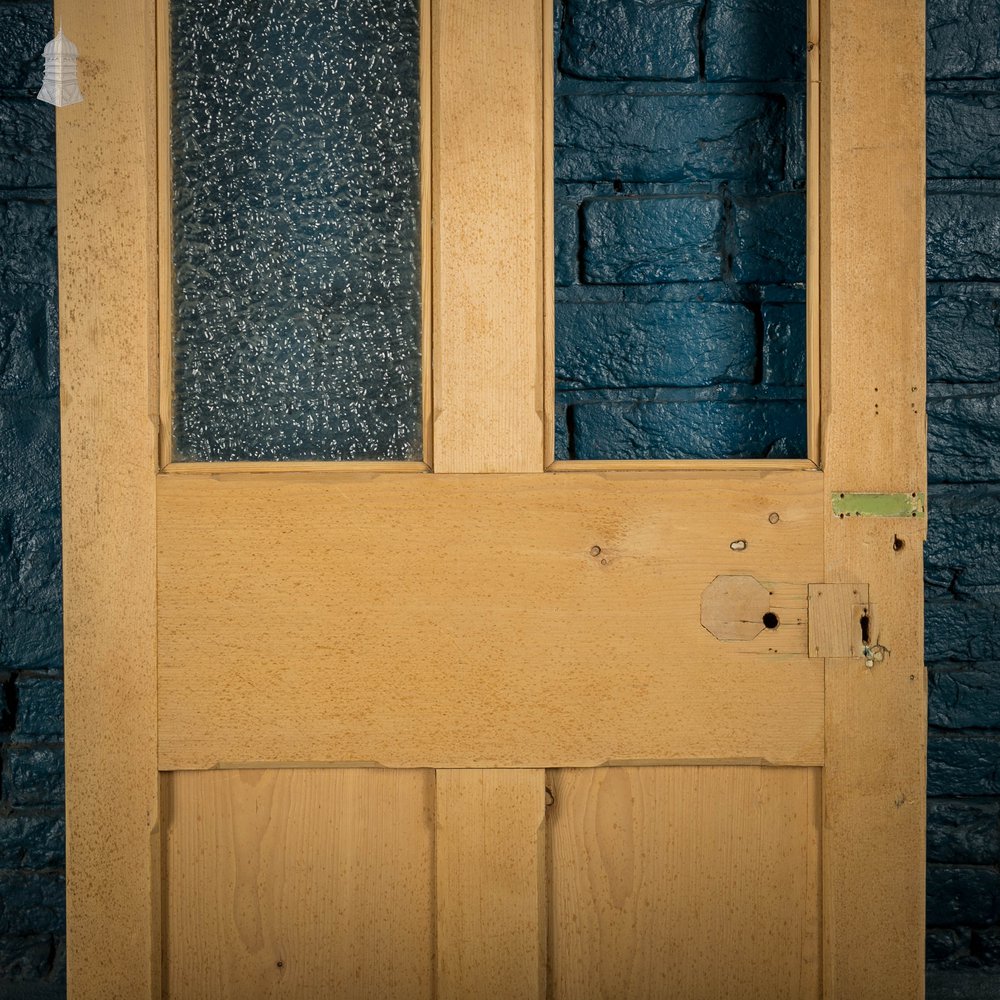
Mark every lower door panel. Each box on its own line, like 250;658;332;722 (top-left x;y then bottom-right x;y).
163;766;821;1000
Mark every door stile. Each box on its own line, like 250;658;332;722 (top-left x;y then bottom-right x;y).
56;0;162;997
820;0;927;996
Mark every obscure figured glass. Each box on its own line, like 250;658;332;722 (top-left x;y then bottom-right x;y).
171;0;422;461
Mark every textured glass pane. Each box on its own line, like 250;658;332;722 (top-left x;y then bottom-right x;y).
171;0;422;461
553;0;807;461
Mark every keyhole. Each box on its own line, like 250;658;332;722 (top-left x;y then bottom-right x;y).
860;611;871;644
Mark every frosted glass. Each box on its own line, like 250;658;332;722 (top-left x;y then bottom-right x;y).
170;0;422;461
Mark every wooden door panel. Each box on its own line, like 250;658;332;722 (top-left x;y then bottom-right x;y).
436;770;547;1000
163;765;820;1000
158;471;825;769
163;768;435;999
548;766;822;1000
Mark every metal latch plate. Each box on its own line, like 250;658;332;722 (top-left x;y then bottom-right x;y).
832;492;925;518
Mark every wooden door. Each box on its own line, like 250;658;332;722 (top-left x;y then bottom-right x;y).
57;0;926;997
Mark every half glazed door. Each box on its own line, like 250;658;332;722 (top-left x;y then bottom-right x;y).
57;0;927;998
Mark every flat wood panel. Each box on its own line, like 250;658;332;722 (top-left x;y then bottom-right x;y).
436;770;545;1000
56;0;161;996
548;766;822;1000
157;470;825;769
821;0;927;994
163;769;435;1000
432;0;545;472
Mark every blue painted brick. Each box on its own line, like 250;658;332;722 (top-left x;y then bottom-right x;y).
556;301;757;389
0;512;62;617
704;0;806;82
0;607;61;672
0;401;61;666
928;866;1000;928
5;747;64;808
927;927;972;966
0;198;58;397
560;0;700;81
785;95;807;186
927;599;1000;662
0;816;64;870
570;399;806;460
554;401;570;460
13;676;62;741
554;95;784;184
0;933;57;981
0;272;56;394
0;199;57;290
929;734;1000;796
974;927;1000;965
928;799;1000;865
928;194;1000;282
582;197;723;284
928;293;1000;384
761;303;806;387
926;969;1000;997
0;399;59;516
929;394;1000;484
928;95;1000;179
0;100;54;191
0;5;49;96
1;675;13;732
928;0;1000;79
0;873;64;936
925;486;1000;594
930;665;1000;730
731;194;806;283
555;201;579;286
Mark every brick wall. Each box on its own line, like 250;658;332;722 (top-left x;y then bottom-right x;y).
0;3;64;997
553;0;808;460
1;1;999;997
925;1;1000;995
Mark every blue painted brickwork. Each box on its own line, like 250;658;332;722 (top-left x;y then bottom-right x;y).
554;0;808;460
0;2;65;997
916;2;1000;994
0;1;998;997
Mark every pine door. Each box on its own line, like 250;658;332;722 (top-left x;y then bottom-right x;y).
57;0;927;997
